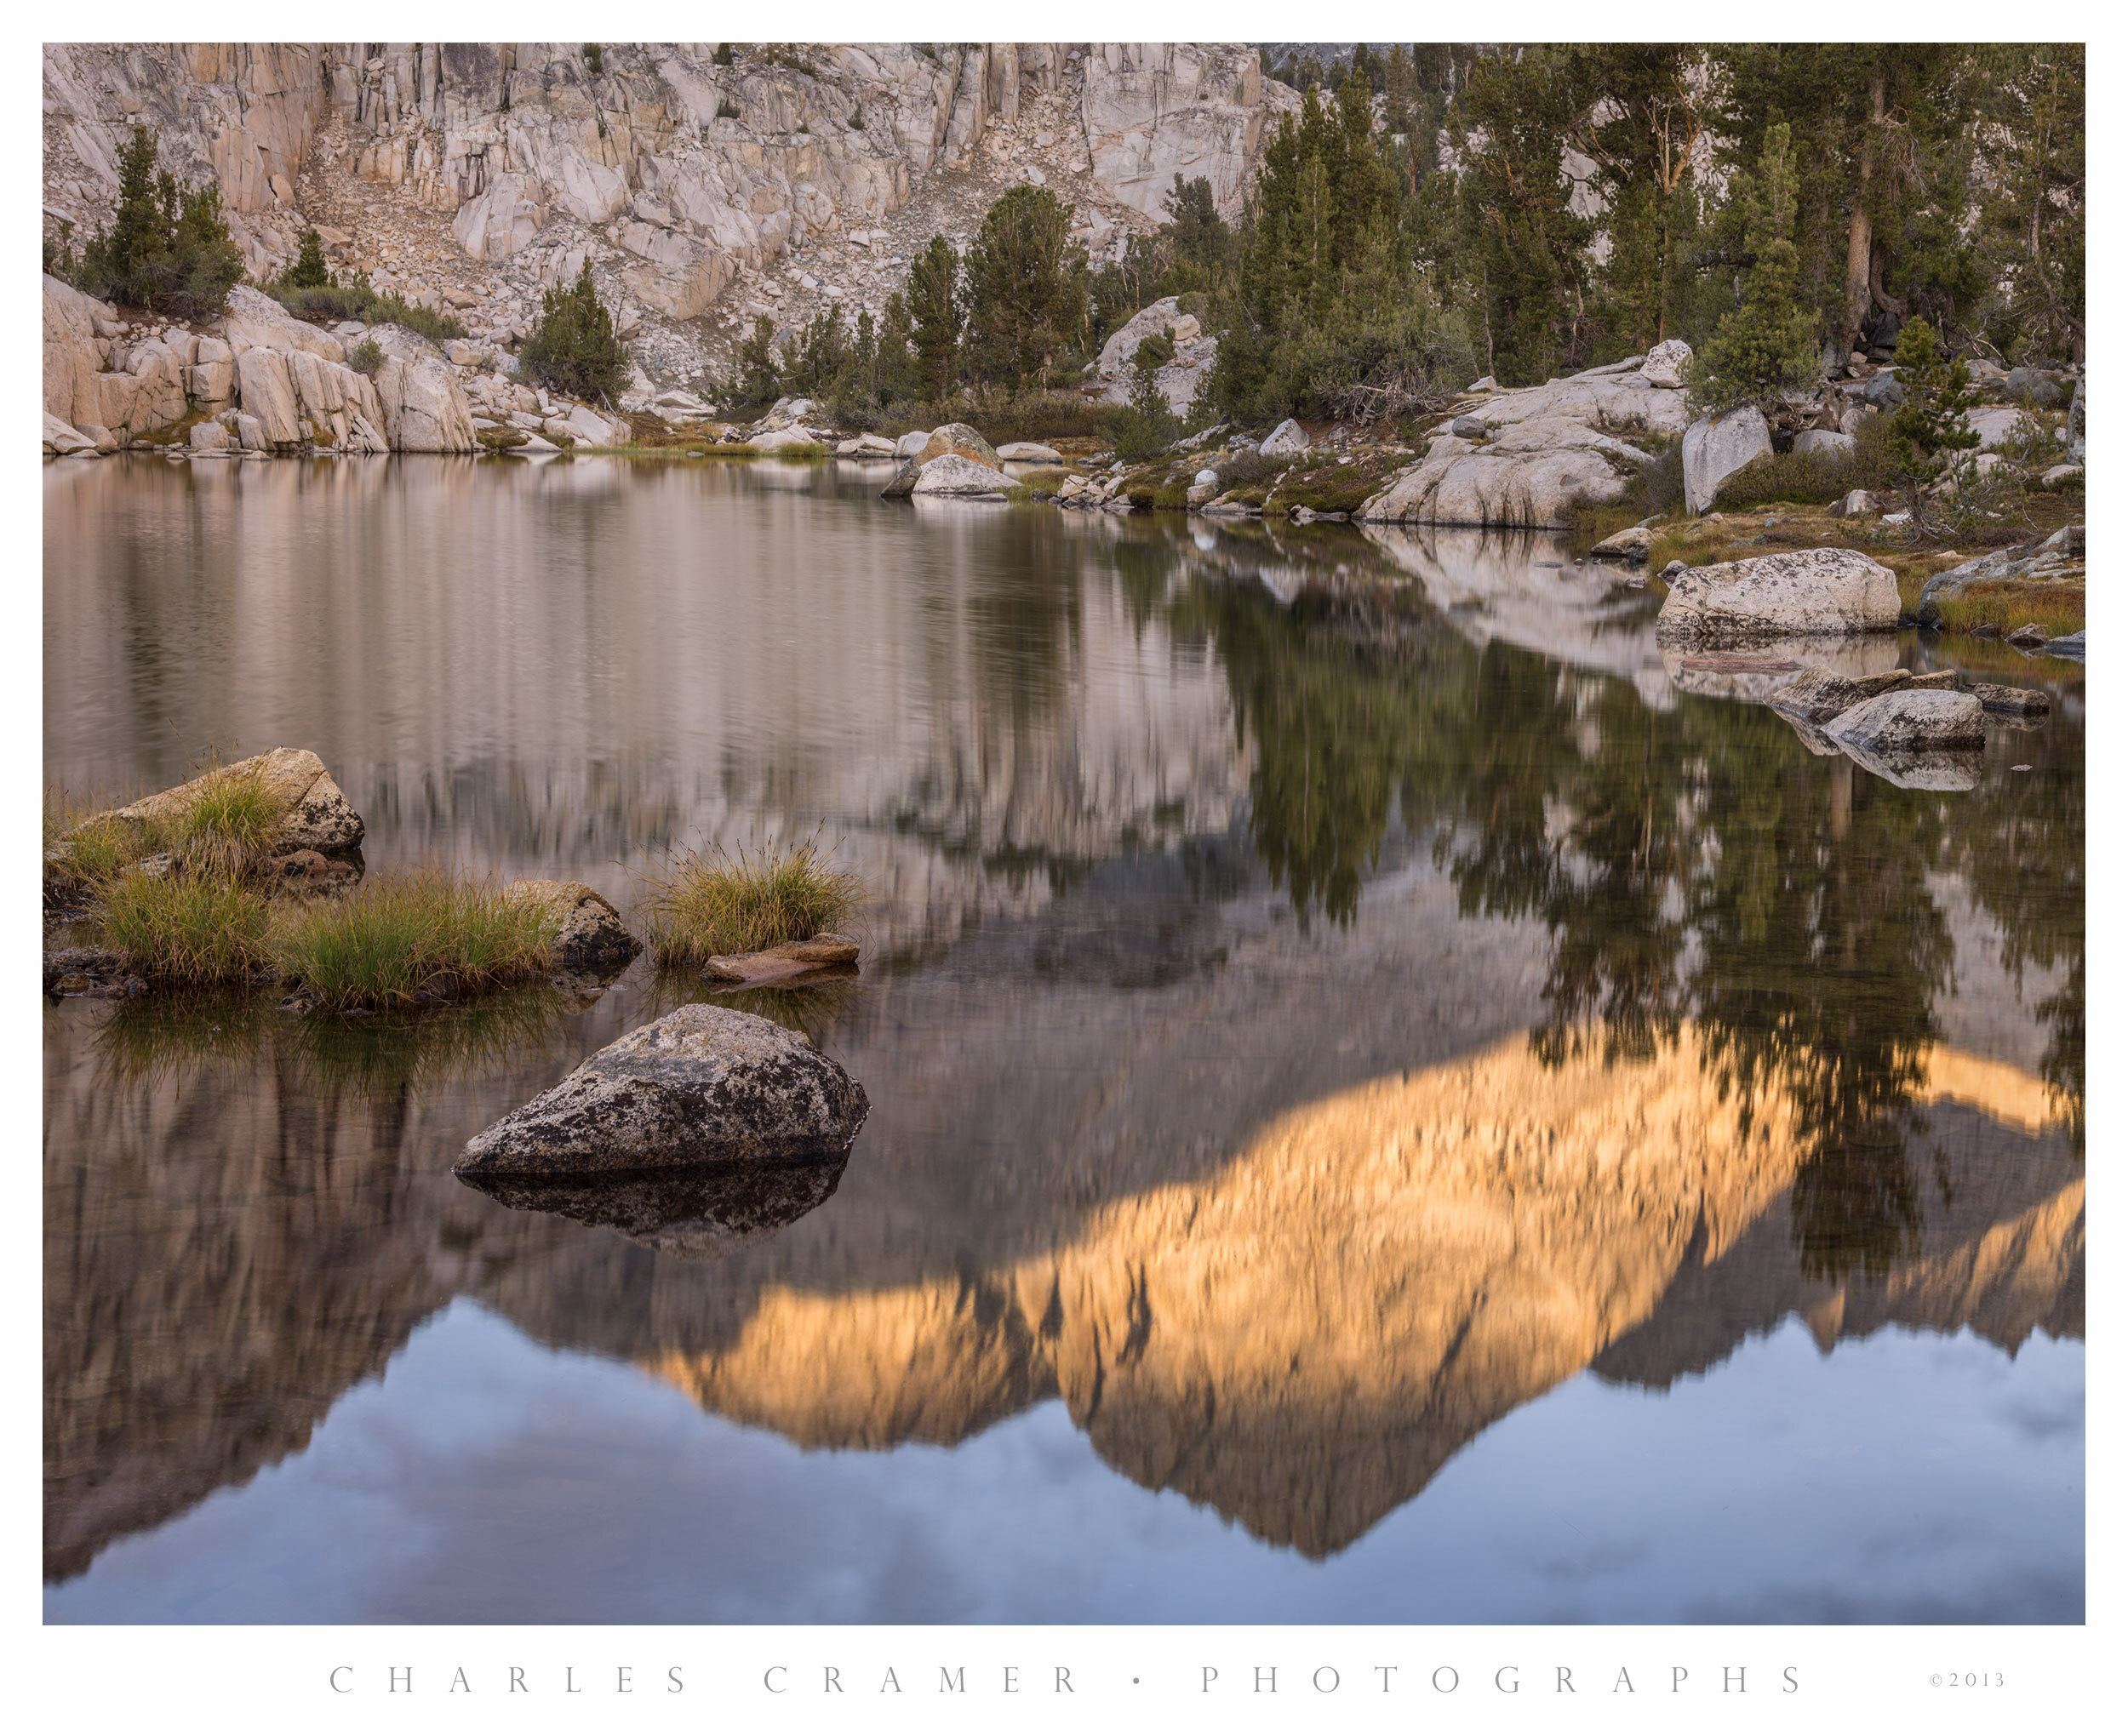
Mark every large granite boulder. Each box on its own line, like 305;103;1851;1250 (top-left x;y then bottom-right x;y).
1639;339;1692;390
1682;405;1772;513
455;1003;870;1176
1357;420;1653;529
1656;548;1901;644
1461;360;1690;437
910;453;1014;499
1825;688;1986;752
1964;405;2037;451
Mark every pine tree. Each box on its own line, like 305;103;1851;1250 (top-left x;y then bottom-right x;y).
1884;318;1981;510
737;315;782;405
907;235;963;399
962;186;1088;386
1688;123;1820;411
520;260;632;404
77;123;243;318
282;227;333;289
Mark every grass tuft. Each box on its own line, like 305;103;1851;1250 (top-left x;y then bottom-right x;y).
639;838;864;966
267;869;556;1008
1933;581;2084;640
98;871;275;985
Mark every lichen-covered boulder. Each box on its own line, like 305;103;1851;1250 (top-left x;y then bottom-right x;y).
107;746;364;853
1656;548;1901;645
455;1003;869;1176
501;879;641;971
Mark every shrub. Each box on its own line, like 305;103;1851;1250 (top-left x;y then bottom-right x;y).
639;838;863;966
717;98;741;120
713;43;735;66
849;103;864;130
267;869;556;1008
99;871;274;985
269;281;466;342
348;337;384;376
1712;417;1894;511
520;260;632;404
583;44;604;76
72;123;244;319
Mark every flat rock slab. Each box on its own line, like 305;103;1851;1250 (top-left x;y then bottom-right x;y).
455;1003;868;1177
701;934;861;983
1767;666;1925;723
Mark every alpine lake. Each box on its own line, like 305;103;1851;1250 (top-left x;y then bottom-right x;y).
43;452;2083;1623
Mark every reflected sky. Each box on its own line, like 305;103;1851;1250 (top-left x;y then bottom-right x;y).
45;1302;2082;1625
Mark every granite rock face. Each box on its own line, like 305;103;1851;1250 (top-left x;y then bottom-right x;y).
456;1004;870;1176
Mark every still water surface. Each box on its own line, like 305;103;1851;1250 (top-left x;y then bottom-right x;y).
43;455;2085;1622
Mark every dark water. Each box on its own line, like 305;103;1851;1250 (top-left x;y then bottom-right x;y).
43;454;2085;1623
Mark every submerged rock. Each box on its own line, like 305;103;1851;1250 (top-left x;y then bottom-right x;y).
1590;524;1654;562
455;1003;868;1176
1656;548;1901;645
1767;665;1926;723
1971;682;2053;718
501;879;641;970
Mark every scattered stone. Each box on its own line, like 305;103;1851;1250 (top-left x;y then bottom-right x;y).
2005;622;2050;648
1259;418;1309;459
836;432;897;458
700;934;861;983
2043;630;2085;660
455;1002;869;1176
1638;339;1691;390
1656;548;1901;645
501;879;642;970
1450;414;1489;438
1792;429;1856;460
1970;682;2052;718
995;442;1064;463
1590;525;1654;562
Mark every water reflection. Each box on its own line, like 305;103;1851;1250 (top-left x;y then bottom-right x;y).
43;460;2082;1611
459;1156;851;1258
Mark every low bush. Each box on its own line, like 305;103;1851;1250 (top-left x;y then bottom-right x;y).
639;838;863;966
1713;417;1894;511
270;281;466;343
347;337;384;376
267;869;555;1008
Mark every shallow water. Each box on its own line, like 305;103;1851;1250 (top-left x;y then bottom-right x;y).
43;454;2085;1623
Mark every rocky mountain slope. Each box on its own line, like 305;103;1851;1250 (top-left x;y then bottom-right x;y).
43;43;1297;393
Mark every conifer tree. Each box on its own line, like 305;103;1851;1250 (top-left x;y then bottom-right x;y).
1688;123;1819;410
962;186;1087;386
907;235;964;399
1883;318;1981;511
521;260;632;404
